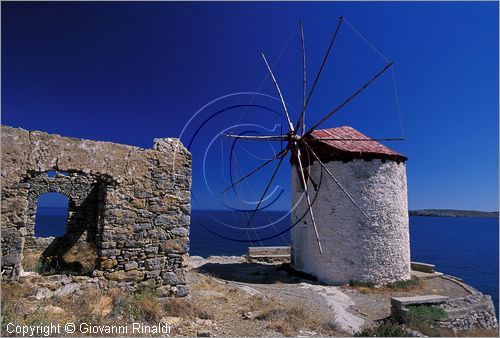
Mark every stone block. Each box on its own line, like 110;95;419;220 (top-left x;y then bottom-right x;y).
154;215;169;226
146;270;161;279
145;246;159;256
174;284;189;298
2;254;20;266
162;271;185;285
100;241;117;249
130;199;146;208
145;257;165;271
107;270;145;282
100;258;118;269
132;223;152;232
160;238;189;254
101;249;121;257
124;261;138;271
171;227;189;237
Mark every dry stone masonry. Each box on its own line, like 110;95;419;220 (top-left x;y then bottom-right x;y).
391;289;498;331
438;293;498;330
1;126;191;297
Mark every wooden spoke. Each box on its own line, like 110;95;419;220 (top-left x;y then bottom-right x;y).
298;16;344;130
221;147;289;194
294;143;323;254
243;154;287;233
304;142;369;218
223;133;287;141
298;19;307;135
261;53;295;132
294;165;319;192
304;62;393;136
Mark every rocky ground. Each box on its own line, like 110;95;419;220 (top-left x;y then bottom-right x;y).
1;256;498;337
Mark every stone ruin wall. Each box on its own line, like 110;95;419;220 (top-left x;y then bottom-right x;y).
1;126;191;297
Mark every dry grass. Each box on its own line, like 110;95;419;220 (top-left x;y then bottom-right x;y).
188;271;342;336
386;276;422;290
164;297;214;320
1;283;37;326
261;306;306;336
62;242;98;274
1;282;74;335
21;251;42;272
129;291;165;322
189;273;219;291
1;280;217;337
21;242;98;275
344;276;423;294
2;269;346;337
238;294;339;336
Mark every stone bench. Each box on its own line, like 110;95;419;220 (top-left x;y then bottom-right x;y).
391;295;449;310
411;261;436;273
247;246;291;263
391;295;449;322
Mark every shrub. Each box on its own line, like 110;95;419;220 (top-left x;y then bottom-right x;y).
407;304;446;325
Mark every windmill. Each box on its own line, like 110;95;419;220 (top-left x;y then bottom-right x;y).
222;16;404;255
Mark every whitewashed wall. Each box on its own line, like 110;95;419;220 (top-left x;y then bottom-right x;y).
291;158;411;285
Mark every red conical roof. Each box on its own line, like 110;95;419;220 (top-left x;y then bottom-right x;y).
310;126;407;162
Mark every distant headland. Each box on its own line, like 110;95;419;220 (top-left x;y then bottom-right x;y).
410;209;499;218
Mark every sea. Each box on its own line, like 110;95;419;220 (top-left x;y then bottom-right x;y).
35;207;499;316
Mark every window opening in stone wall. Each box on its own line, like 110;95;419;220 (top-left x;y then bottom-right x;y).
34;192;69;238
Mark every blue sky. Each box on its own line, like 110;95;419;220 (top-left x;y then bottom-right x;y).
2;2;498;211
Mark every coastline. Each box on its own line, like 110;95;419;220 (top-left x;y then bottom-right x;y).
409;209;499;218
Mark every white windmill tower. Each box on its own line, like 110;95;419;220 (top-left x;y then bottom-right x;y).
224;17;411;285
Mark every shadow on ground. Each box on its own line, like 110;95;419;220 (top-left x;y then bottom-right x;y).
195;262;318;284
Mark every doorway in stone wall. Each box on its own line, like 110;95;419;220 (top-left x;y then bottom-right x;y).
23;192;76;273
22;171;101;276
